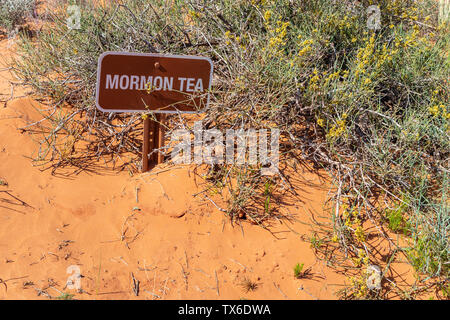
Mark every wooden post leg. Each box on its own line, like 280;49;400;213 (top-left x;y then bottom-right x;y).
142;117;150;172
157;114;166;164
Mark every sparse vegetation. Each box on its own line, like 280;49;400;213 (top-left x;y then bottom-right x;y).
10;0;449;299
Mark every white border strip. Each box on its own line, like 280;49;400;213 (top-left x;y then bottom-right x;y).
95;51;214;114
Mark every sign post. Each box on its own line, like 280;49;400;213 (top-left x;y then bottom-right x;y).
95;52;213;172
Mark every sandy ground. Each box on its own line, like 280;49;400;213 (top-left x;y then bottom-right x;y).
0;15;421;299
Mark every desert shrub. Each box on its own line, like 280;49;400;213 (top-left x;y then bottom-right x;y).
12;0;449;298
0;0;35;31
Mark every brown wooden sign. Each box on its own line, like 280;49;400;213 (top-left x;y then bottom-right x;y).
95;52;213;113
